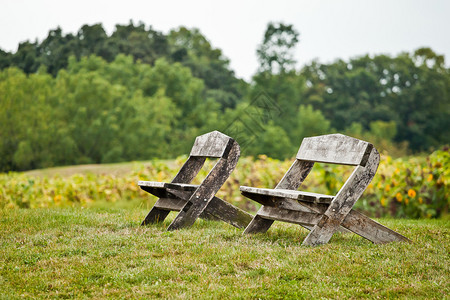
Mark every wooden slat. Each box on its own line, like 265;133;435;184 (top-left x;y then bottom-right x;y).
257;206;322;226
203;197;253;229
171;156;206;183
139;182;199;198
341;210;411;243
297;134;372;166
243;215;274;234
189;131;232;158
141;207;170;225
138;181;166;188
140;155;204;226
240;186;333;204
154;197;186;211
276;160;315;190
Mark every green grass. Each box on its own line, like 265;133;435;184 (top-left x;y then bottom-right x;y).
0;208;448;299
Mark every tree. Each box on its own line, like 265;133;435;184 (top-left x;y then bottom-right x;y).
256;22;299;73
167;27;244;108
301;48;450;151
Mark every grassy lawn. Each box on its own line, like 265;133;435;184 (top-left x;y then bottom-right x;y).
0;208;448;299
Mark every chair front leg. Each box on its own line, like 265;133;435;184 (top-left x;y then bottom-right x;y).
243;213;275;234
302;147;380;246
141;206;171;225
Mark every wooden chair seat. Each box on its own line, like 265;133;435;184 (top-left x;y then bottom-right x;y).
138;181;199;191
240;186;333;204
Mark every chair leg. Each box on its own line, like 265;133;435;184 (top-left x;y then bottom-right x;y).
301;216;337;246
243;215;274;234
203;196;253;229
341;210;411;243
141;207;170;225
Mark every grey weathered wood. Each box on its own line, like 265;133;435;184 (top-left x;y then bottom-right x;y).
242;133;409;245
240;186;334;204
341;210;410;243
257;206;323;226
298;201;409;243
139;131;252;230
243;215;274;234
189;130;232;158
297;134;372;166
276;160;315;189
240;189;348;233
154;197;186;211
172;156;206;183
138;181;199;191
203;196;253;229
141;207;170;225
302;147;380;246
167;140;241;230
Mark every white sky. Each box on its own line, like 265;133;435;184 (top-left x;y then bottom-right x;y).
1;0;449;81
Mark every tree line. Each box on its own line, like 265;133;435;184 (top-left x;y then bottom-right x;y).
1;21;449;172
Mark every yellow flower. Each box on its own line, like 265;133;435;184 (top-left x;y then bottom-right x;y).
407;189;416;198
258;154;268;160
418;197;423;204
405;197;409;204
427;174;433;182
54;194;62;204
395;168;400;175
380;197;386;207
385;185;391;192
396;192;403;202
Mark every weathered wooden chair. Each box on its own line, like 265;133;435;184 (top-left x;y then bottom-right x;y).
139;131;252;231
241;134;410;246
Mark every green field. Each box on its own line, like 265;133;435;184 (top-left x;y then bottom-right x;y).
1;208;448;299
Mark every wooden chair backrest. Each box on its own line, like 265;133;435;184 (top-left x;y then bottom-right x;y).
190;131;235;159
296;134;373;166
276;134;378;191
172;131;240;185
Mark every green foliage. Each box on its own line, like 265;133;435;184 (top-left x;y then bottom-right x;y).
0;55;213;171
302;49;450;151
1;150;448;219
257;22;299;73
1;21;449;171
0;21;242;104
362;149;450;218
295;105;331;141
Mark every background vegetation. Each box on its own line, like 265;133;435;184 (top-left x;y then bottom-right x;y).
1;21;449;172
1;149;448;219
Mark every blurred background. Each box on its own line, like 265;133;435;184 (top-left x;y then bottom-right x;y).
0;0;448;218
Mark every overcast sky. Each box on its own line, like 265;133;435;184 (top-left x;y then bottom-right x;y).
1;0;449;80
